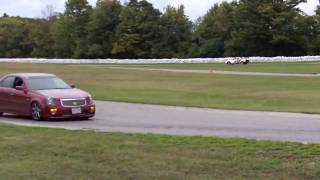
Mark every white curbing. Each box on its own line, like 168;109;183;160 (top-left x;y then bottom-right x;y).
0;56;320;64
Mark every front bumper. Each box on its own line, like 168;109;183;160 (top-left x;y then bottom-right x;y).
43;104;96;120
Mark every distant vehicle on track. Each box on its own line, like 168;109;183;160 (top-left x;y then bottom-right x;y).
0;73;95;121
225;57;250;65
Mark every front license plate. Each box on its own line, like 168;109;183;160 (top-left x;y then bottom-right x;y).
72;108;82;114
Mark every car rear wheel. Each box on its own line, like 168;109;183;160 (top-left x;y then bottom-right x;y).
243;60;250;65
0;112;3;116
31;102;43;121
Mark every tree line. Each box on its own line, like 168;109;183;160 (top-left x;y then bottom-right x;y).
0;0;320;59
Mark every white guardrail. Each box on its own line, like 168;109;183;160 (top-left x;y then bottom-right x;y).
0;56;320;64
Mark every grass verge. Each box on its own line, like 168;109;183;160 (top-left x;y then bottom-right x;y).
0;124;319;179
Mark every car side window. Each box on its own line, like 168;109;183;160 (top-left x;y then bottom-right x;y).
1;76;15;88
13;77;24;88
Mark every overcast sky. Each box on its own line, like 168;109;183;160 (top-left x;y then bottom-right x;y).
0;0;319;21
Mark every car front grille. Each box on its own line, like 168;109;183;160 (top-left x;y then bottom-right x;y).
61;99;86;107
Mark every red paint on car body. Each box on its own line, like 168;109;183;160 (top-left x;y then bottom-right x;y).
0;73;95;120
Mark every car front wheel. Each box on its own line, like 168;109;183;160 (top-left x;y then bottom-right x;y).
31;102;43;121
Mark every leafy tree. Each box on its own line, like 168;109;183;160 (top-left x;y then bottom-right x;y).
270;0;308;56
26;19;55;57
159;5;193;58
192;2;236;57
53;0;92;58
225;0;275;56
0;17;29;57
308;2;320;54
52;15;75;58
87;0;122;58
225;0;308;57
0;0;317;58
112;0;162;58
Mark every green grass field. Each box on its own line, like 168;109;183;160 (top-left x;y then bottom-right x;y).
1;63;320;113
105;62;320;74
0;124;319;179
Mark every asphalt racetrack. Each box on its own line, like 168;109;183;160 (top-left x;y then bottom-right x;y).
1;101;320;143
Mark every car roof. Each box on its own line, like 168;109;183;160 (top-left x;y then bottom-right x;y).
7;73;56;78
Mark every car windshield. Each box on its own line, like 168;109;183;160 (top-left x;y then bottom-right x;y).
28;77;71;90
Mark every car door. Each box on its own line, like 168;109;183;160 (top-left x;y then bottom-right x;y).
0;76;16;113
11;77;31;115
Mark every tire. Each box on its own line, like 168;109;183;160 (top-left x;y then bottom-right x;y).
31;102;43;121
243;60;250;65
0;112;3;116
227;61;232;65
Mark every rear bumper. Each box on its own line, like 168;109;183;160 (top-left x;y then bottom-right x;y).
43;104;96;120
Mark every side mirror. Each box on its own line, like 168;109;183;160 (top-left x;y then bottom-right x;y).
71;84;76;89
15;86;24;91
15;86;28;94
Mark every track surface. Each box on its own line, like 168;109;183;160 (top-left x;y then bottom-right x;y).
1;101;320;143
96;66;320;77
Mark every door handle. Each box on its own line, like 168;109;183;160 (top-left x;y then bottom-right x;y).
9;93;15;96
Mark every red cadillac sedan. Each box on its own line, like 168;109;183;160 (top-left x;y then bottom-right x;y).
0;73;95;121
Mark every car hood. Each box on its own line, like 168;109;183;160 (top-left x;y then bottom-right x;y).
36;88;89;99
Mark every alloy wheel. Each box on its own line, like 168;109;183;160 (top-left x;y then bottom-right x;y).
31;102;42;121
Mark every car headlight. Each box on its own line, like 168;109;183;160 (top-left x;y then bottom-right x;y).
87;95;94;104
46;97;55;106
